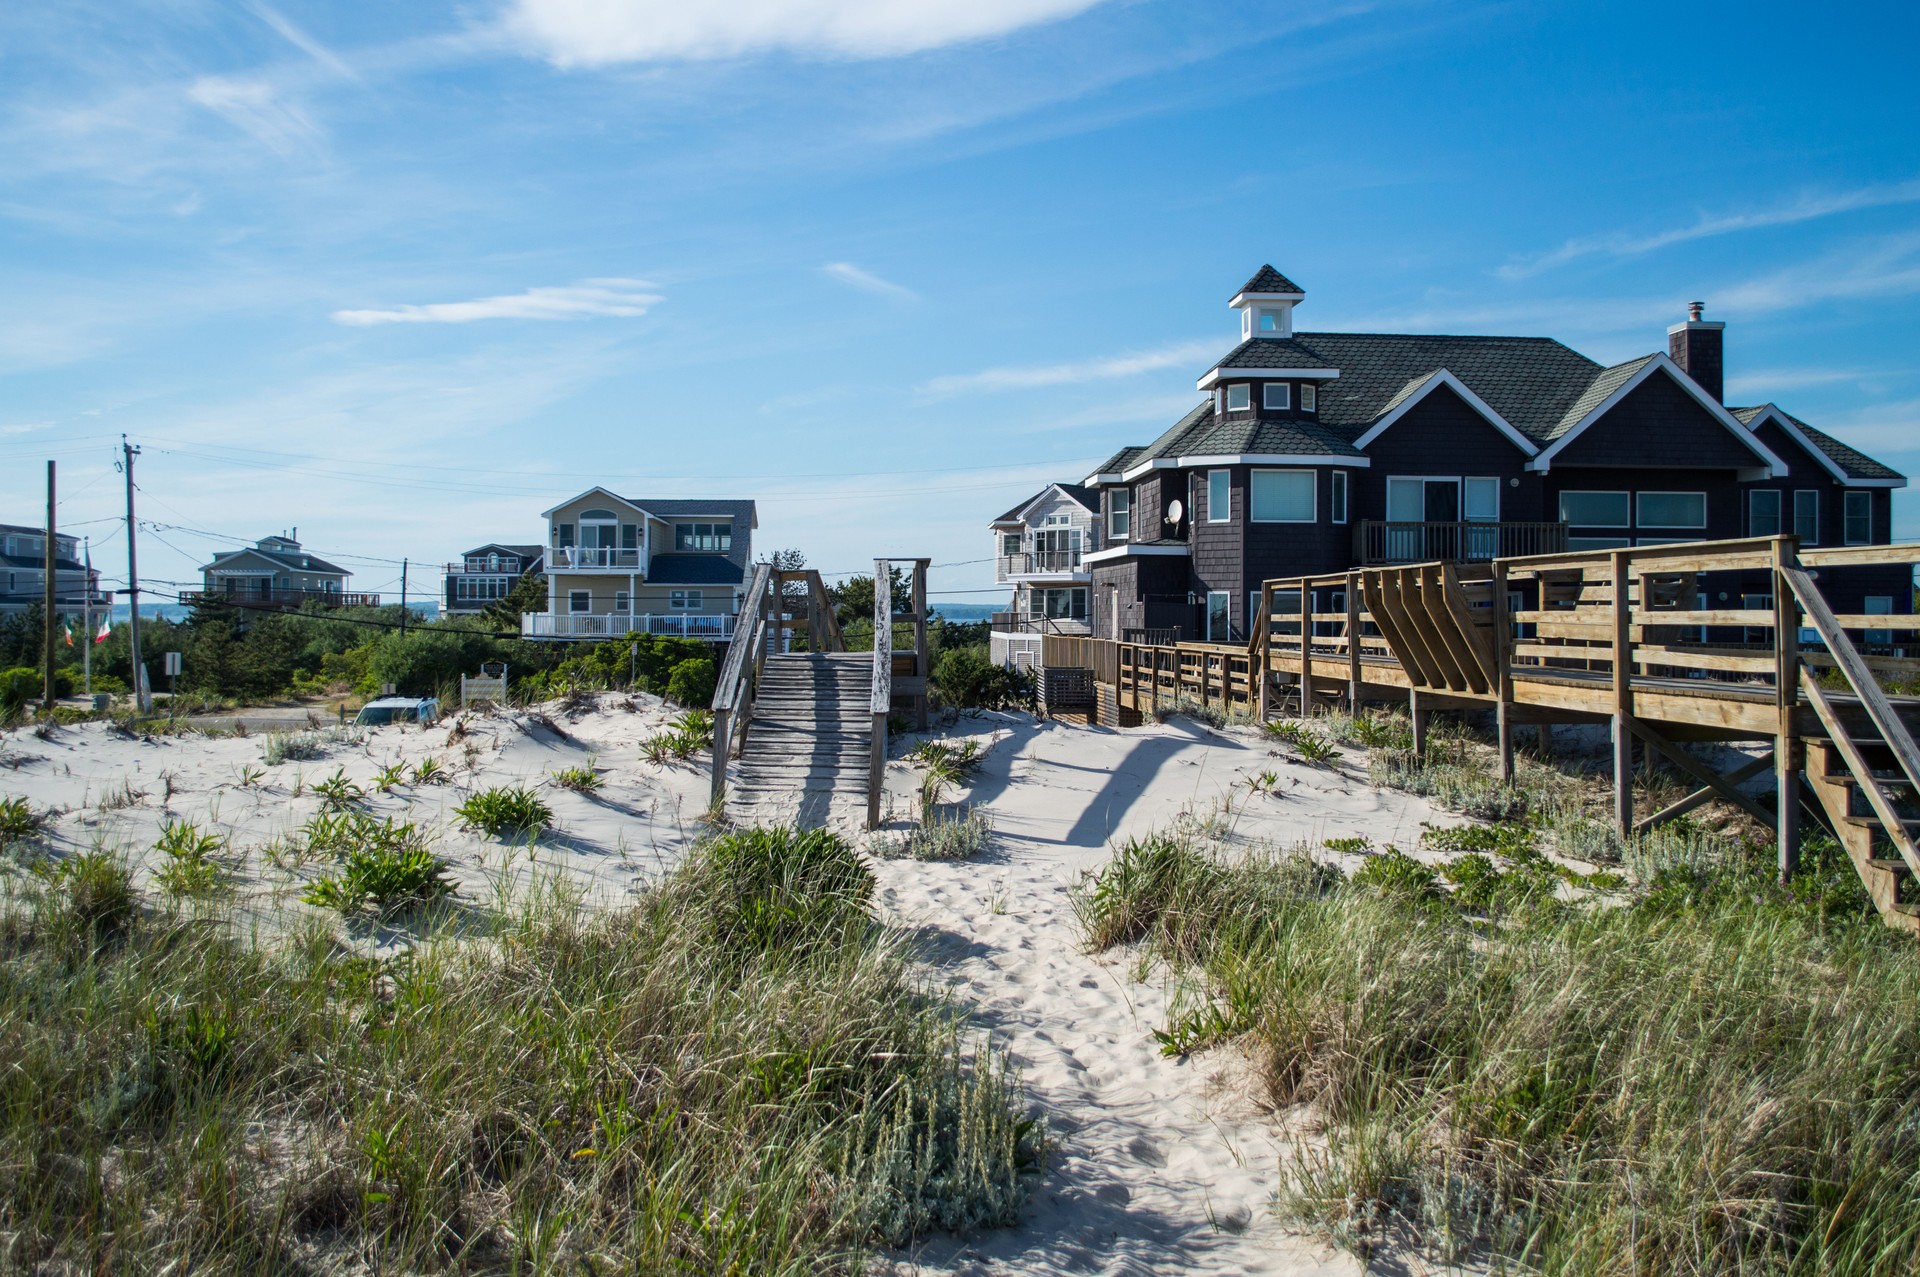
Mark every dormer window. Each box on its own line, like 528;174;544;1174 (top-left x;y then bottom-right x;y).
1225;384;1251;412
1263;383;1290;411
1258;309;1281;333
1301;383;1317;412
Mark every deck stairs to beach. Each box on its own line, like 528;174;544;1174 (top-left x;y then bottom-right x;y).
711;559;932;831
724;653;874;826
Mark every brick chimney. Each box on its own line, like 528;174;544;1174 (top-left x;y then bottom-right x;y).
1668;301;1725;403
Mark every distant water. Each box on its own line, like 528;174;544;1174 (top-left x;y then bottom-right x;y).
105;600;439;625
931;603;1000;623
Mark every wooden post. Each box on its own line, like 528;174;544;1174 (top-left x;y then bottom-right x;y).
1258;581;1273;722
912;559;929;731
1773;537;1802;881
1298;583;1314;717
1492;560;1514;782
868;710;886;829
1345;571;1362;710
1537;722;1554;755
709;707;730;807
1610;550;1634;837
1410;688;1428;763
42;461;57;714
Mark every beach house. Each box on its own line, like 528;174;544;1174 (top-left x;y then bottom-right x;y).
443;543;544;616
183;532;376;612
987;484;1102;669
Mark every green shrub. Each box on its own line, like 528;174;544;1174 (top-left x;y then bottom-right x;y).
40;849;136;933
1350;846;1441;902
665;657;717;707
699;826;874;957
454;786;553;838
302;841;456;913
931;645;1030;710
550;763;602;792
0;795;43;849
154;821;229;897
311;768;364;810
0;666;73;710
262;730;325;765
878;807;994;861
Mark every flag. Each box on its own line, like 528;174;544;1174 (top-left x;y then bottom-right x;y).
63;619;73;648
95;615;111;644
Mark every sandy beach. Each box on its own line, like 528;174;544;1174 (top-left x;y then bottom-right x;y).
1;697;1484;1275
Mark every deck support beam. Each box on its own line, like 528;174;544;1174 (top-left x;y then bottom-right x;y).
1776;737;1803;880
1410;688;1429;763
1345;571;1363;710
1492;560;1514;783
1626;719;1776;831
1634;750;1774;834
1772;540;1802;883
1610;551;1635;837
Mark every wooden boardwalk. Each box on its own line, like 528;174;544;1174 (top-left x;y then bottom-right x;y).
711;559;930;830
1051;536;1920;932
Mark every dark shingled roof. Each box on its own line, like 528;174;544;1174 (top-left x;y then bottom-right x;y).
207;544;350;577
1540;353;1659;442
1088;445;1146;478
1290;333;1605;444
992;483;1101;524
1131;402;1364;463
461;543;543;560
1211;338;1339;373
1732;406;1906;482
646;555;745;586
624;498;758;528
1235;265;1305;297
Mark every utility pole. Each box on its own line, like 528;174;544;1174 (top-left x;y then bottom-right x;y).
400;558;408;637
121;436;148;713
42;461;56;713
82;538;92;697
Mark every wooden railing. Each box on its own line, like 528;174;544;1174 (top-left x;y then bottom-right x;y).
1355;519;1567;565
996;549;1087;579
868;558;931;828
181;588;381;609
710;563;774;807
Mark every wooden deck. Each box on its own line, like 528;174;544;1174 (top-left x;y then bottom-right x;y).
1056;536;1920;932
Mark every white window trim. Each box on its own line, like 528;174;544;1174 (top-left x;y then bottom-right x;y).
1249;468;1318;524
1109;490;1132;541
1465;475;1501;522
1225;383;1251;412
669;589;704;610
1301;382;1316;412
1792;489;1819;545
1558;489;1631;528
1634;490;1708;530
1748;488;1782;537
1263;382;1290;410
1206;469;1231;523
1330;470;1348;525
614;590;630;613
1206;591;1232;643
568;590;591;614
1844;490;1873;545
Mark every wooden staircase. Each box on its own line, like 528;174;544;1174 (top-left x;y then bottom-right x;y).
724;653;875;827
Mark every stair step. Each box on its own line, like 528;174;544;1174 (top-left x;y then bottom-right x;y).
1841;815;1920;833
1866;856;1915;876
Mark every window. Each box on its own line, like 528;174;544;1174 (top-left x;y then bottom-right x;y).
1109;489;1131;540
1329;470;1348;524
1792;490;1819;545
1225;383;1251;412
674;522;732;552
1037;587;1088;620
1742;592;1774;645
1865;596;1893;648
1258;308;1281;333
614;590;630;613
1844;491;1872;545
1567;536;1631;551
669;590;704;610
1635;492;1706;528
1749;489;1782;537
1301;383;1316;413
1263;382;1290;411
622;523;640;549
556;522;575;548
1464;477;1500;521
1206;470;1230;522
1250;469;1315;522
1206;592;1231;643
568;590;591;614
1001;533;1021;557
1558;491;1630;527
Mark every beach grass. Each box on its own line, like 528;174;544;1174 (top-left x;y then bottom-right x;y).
1072;823;1920;1273
0;824;1036;1274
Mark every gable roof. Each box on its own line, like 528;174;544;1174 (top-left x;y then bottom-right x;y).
1119;401;1366;478
1085;446;1146;484
1527;352;1784;475
1350;369;1538;455
1233;265;1305;297
1732;406;1907;486
461;543;544;560
540;488;759;528
992;482;1102;525
205;545;350;577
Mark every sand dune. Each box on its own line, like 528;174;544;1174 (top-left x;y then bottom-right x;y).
1;699;1474;1273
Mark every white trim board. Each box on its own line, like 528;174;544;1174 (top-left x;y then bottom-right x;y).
1526;354;1786;476
1740;404;1908;489
1082;544;1191;564
1197;366;1340;391
1352;369;1538;456
1120;453;1368;482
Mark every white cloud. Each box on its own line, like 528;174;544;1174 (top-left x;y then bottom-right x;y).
186;75;325;156
821;261;918;301
332;278;662;326
503;0;1109;65
1500;178;1920;279
249;2;361;81
1723;367;1878;399
921;339;1218;396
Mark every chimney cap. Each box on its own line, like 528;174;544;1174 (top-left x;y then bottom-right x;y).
1687;300;1705;321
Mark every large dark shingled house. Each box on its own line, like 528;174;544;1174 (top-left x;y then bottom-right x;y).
1075;265;1908;644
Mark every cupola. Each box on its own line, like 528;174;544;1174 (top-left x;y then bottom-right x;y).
1230;264;1306;340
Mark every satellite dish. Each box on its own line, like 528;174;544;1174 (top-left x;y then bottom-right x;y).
1166;499;1184;524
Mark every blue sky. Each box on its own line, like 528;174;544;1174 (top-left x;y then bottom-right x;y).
4;0;1918;608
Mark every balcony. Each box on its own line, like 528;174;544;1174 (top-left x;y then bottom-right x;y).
995;549;1088;581
521;611;736;641
547;546;643;572
989;611;1091;636
1356;520;1567;566
180;588;382;610
448;557;526;576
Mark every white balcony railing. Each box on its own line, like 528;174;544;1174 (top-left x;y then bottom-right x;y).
547;546;643;571
522;611;735;640
995;549;1088;581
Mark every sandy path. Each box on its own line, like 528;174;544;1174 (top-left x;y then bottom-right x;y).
873;715;1463;1276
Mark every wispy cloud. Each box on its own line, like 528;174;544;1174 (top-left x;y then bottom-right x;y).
332;279;662;326
1723;367;1881;399
504;0;1110;65
186;75;325;156
1799;397;1920;461
821;261;918;301
921;339;1217;396
1499;178;1920;279
249;2;361;81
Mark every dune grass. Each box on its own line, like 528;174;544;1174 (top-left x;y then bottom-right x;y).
1073;825;1920;1274
0;825;1037;1273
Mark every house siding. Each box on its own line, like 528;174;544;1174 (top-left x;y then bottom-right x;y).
1356;385;1544;522
1552;373;1763;470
